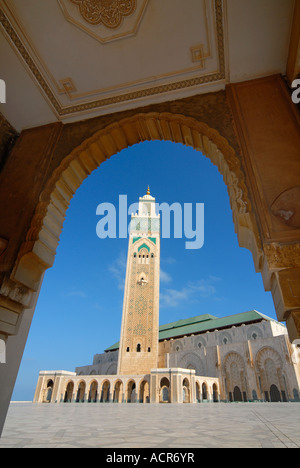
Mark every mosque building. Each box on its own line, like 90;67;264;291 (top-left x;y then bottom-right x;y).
33;190;300;405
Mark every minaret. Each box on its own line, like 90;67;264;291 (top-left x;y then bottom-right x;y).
117;188;160;375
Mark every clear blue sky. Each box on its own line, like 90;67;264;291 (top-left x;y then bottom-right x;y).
12;140;276;400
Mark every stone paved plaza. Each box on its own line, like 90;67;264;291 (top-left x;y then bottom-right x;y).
0;402;299;448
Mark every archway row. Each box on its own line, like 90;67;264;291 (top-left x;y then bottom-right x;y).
61;377;150;404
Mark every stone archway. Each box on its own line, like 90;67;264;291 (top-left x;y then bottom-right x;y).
11;112;261;302
126;380;136;403
202;382;208;401
113;380;123;403
43;379;54;403
76;381;86;403
0;109;292;435
64;381;74;403
182;378;190;403
212;383;219;402
139;379;150;403
88;380;98;402
224;351;248;402
255;346;287;402
100;380;110;402
160;377;170;403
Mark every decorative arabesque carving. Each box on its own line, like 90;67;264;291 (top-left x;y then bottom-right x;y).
255;347;282;371
70;0;136;28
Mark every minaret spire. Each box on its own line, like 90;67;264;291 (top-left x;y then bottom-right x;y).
117;190;160;375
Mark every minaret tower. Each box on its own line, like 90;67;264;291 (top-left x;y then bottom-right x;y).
117;187;160;375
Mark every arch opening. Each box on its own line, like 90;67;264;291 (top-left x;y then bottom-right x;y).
13;112;261;298
7;111;280;408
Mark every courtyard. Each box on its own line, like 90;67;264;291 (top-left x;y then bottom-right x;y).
0;402;299;448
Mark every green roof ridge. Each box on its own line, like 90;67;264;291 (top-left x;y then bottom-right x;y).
104;310;276;352
159;313;216;331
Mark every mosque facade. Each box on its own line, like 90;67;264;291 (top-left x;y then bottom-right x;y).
34;191;300;404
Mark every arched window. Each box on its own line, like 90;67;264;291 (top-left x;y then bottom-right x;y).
136;343;141;352
160;377;170;403
45;380;53;403
138;248;150;264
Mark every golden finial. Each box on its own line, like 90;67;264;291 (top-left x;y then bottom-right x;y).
146;185;150;195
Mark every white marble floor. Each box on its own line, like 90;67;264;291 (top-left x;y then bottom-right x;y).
0;402;299;448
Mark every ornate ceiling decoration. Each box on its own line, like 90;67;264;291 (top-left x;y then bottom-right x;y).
70;0;137;29
0;0;226;120
58;0;147;43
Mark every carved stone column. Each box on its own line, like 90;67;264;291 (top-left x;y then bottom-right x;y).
227;75;300;342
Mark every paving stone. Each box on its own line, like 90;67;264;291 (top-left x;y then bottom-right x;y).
0;402;299;448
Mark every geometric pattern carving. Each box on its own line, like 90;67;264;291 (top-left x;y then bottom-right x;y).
121;234;156;361
178;352;206;376
255;347;282;371
224;351;245;373
135;295;147;316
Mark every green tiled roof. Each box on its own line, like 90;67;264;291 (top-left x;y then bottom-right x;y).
104;310;274;352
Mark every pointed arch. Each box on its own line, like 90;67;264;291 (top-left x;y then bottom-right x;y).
88;380;98;402
126;379;137;402
100;379;111;402
139;378;150;403
76;380;86;402
113;379;123;403
12;112;261;296
64;380;74;402
255;346;283;371
224;351;245;372
255;346;287;402
224;351;248;402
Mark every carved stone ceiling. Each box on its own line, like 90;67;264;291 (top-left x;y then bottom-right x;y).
0;0;295;131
